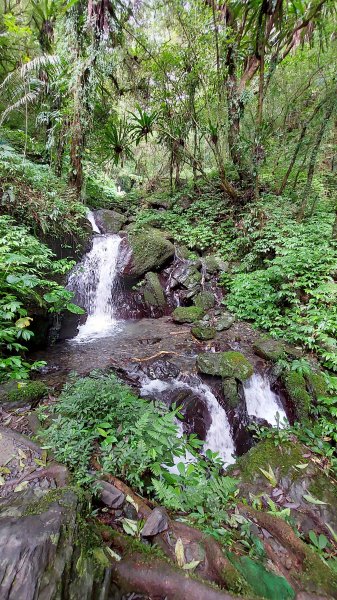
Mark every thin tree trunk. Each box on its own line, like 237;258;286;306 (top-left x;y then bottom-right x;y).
298;99;335;220
277;99;327;195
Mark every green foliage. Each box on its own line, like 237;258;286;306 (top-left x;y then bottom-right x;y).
0;215;83;380
39;372;239;523
225;197;337;370
0;142;88;241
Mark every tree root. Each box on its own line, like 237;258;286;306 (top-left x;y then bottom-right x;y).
107;531;243;600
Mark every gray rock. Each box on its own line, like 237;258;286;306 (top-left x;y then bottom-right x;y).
94;209;127;234
143;272;166;308
121;227;175;278
215;312;235;331
141;507;169;537
96;480;125;508
194;291;216;310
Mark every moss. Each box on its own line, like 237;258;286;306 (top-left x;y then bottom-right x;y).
253;337;286;362
23;485;86;516
196;351;253;381
220;352;254;381
172;306;204;323
128;227;174;277
308;472;337;506
7;381;47;404
305;371;328;399
191;323;216;340
222;378;240;408
194;291;216;310
236;439;304;481
296;547;337;597
283;371;311;421
143;272;166;307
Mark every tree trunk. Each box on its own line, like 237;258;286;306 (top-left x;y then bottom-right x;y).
297;98;335;220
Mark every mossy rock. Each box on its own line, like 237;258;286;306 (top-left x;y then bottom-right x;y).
196;351;254;381
305;370;328;399
7;381;48;405
124;227;175;278
172;306;204;323
222;378;240;408
253;336;285;361
283;371;311;421
194;290;216;310
143;272;166;308
215;312;235;331
191;323;216;341
236;438;304;482
94;209;127;234
203;254;229;274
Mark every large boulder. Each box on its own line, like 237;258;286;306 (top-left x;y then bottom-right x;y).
197;351;254;381
121;227;175;278
94;209;127;234
203;254;229;274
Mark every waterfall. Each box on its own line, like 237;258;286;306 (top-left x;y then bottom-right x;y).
140;378;235;467
87;209;100;233
68;213;122;342
243;373;287;427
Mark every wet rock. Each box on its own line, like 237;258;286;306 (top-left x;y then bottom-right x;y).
143;272;166;308
222;378;240;408
121;227;175;278
253;337;286;361
194;291;216;310
94;208;127;233
215;312;236;331
172;306;204;323
283;371;311;421
96;480;125;508
141;507;169;537
197;351;254;381
191;323;216;341
0;487;110;600
169;262;202;290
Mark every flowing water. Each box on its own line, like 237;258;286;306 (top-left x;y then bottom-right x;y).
67;212;122;342
243;372;287;427
62;212;286;459
140;377;235;466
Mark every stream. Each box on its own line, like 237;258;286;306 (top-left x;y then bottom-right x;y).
37;211;288;466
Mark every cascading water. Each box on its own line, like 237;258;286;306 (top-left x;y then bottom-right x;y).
87;209;100;233
68;212;122;342
141;377;235;466
243;372;287;427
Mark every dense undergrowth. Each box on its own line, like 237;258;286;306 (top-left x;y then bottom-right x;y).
0;213;84;381
39;372;240;533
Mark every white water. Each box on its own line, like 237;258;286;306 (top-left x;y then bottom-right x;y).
68;215;122;342
87;209;100;233
243;373;287;427
140;378;235;467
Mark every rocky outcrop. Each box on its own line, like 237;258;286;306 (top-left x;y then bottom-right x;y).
121;227;175;279
194;290;216;310
94;208;127;233
197;351;254;381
